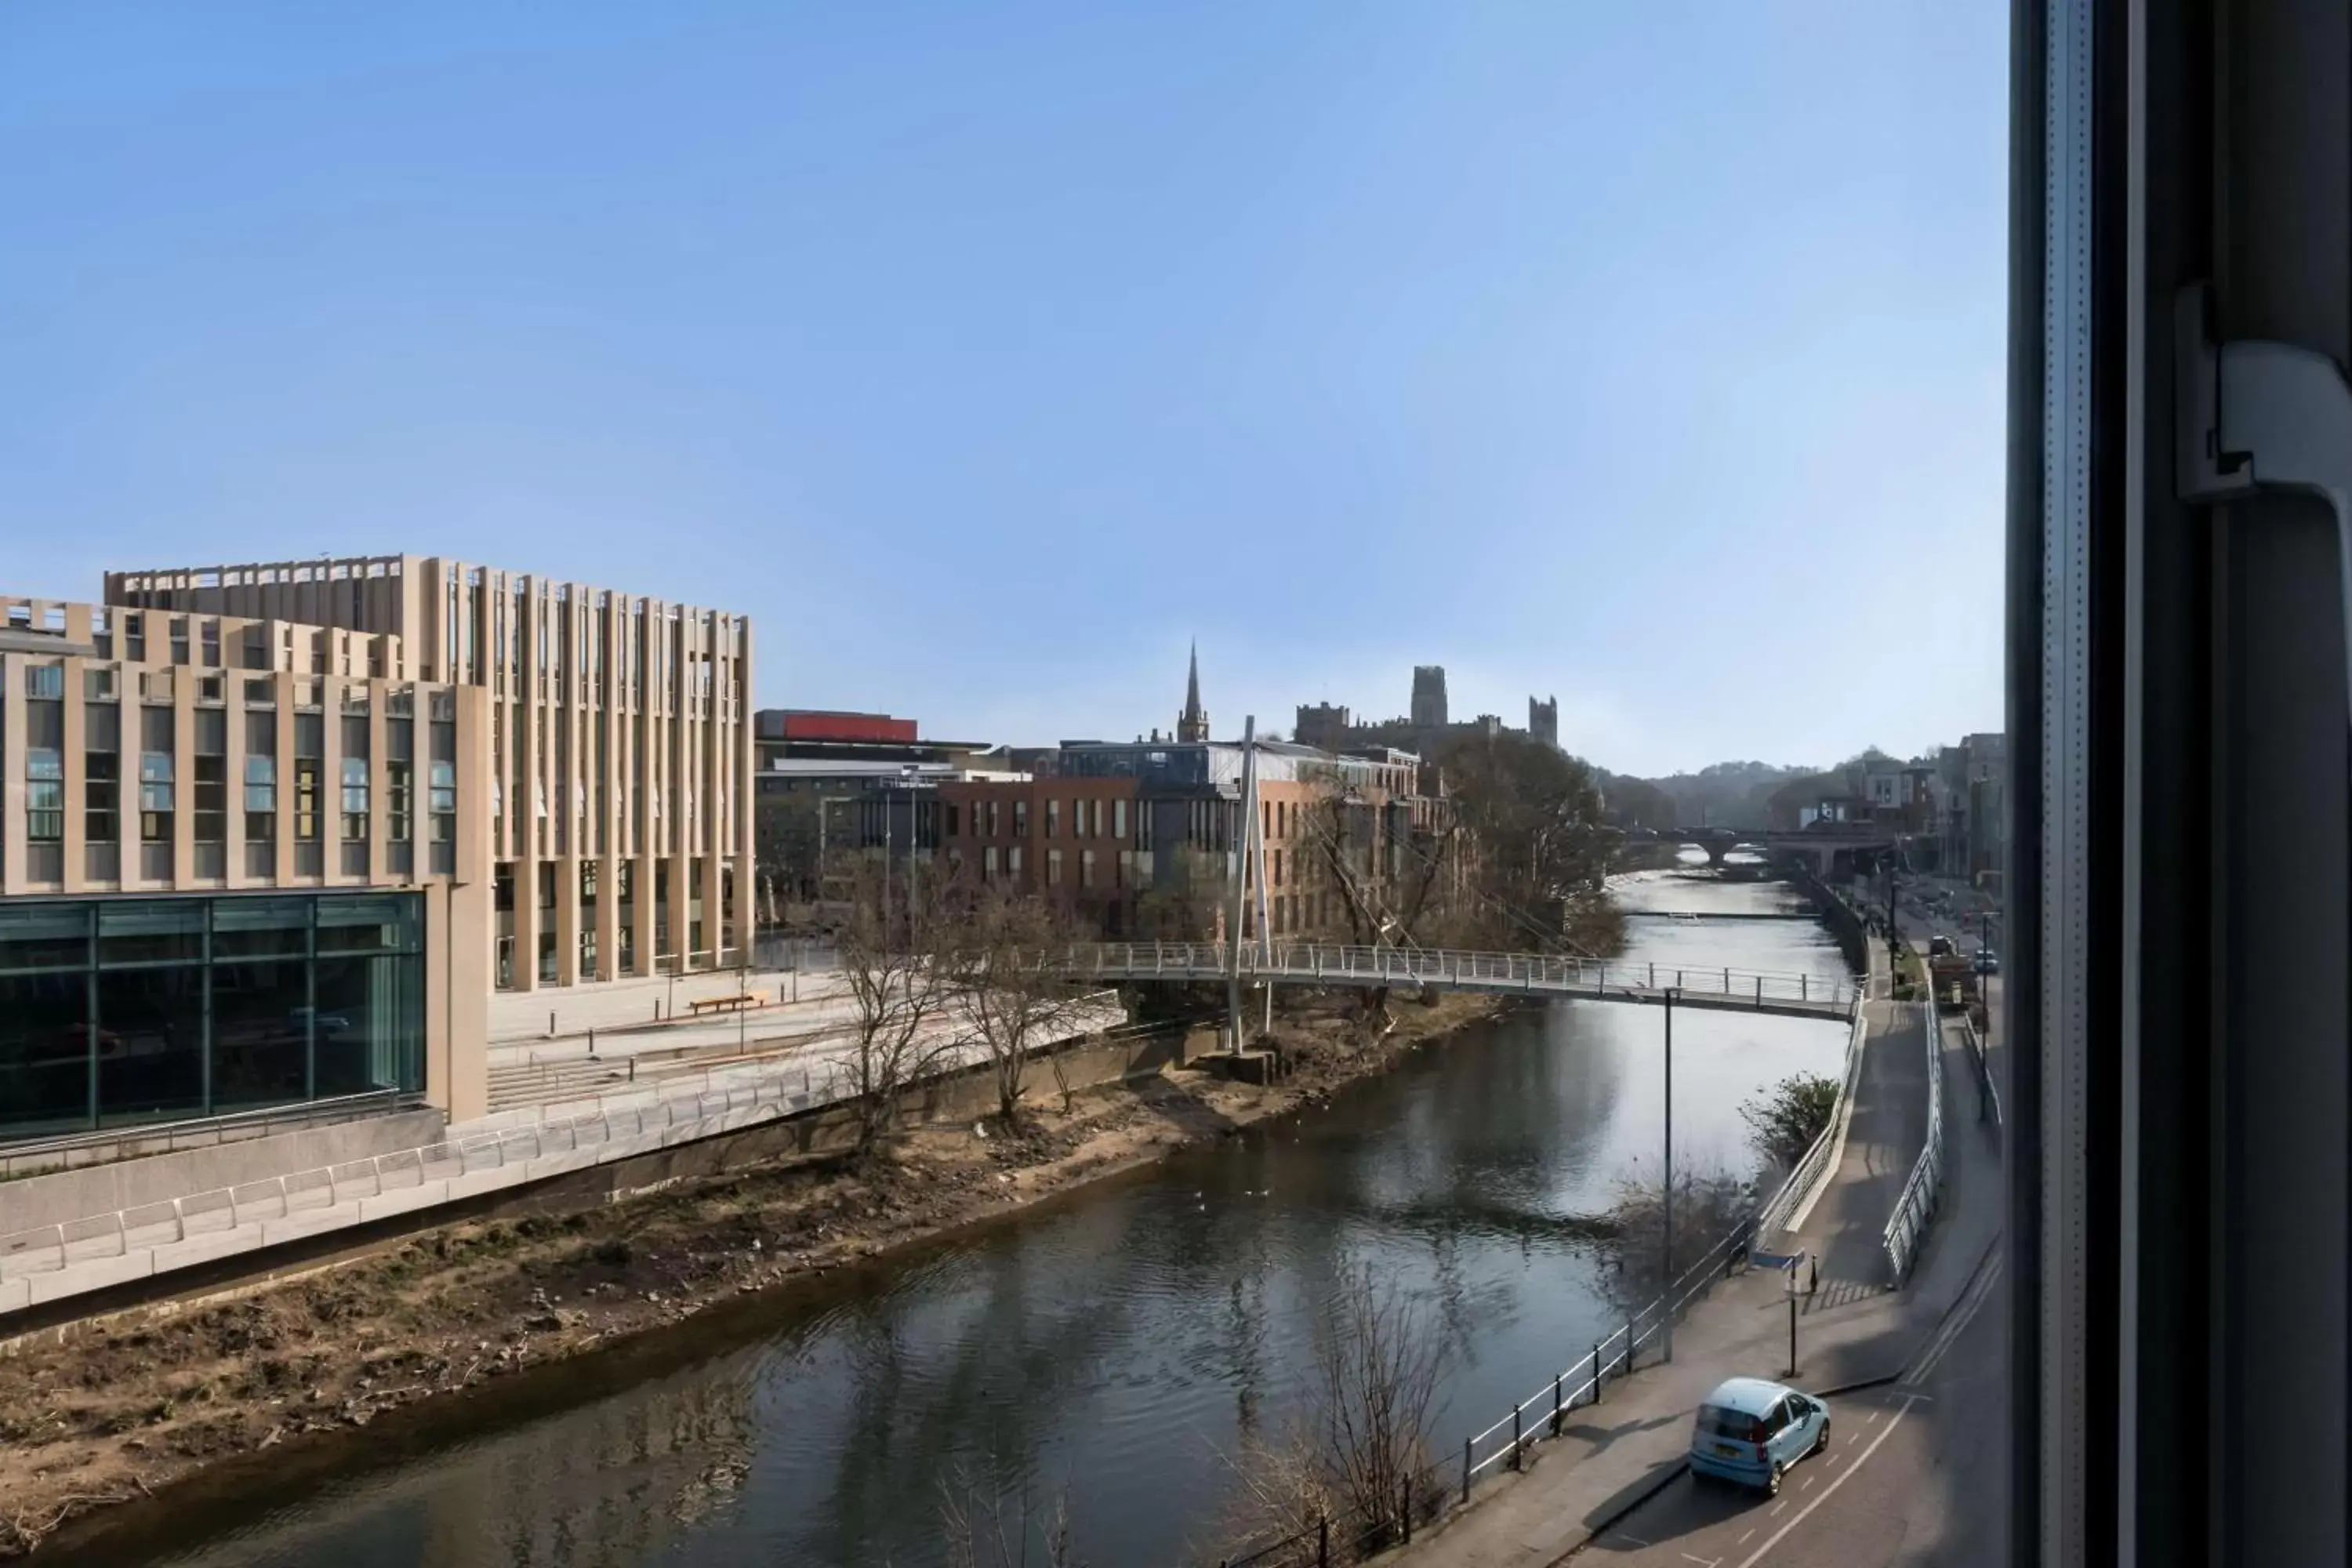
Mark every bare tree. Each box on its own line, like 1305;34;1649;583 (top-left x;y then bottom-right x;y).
1287;783;1468;1044
1044;1034;1082;1116
949;885;1087;1124
938;1465;1082;1568
1598;1159;1759;1308
1215;1261;1450;1563
833;859;964;1161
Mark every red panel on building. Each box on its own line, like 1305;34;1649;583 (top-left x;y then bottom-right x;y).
781;710;917;743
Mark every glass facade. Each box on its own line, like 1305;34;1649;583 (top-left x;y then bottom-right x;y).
0;891;425;1142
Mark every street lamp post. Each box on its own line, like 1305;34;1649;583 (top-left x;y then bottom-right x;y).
1664;986;1675;1363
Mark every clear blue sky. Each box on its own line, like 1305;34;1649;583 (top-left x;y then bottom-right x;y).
0;4;2005;778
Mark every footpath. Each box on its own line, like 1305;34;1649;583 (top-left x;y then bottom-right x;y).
1387;938;2005;1567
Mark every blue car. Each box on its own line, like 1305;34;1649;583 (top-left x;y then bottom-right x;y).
1687;1377;1830;1496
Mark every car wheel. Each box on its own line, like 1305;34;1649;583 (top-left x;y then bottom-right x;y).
1766;1461;1784;1497
1813;1421;1831;1455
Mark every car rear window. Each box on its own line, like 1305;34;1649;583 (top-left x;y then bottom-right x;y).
1694;1405;1767;1442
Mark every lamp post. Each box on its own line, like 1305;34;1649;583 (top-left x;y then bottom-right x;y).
1663;985;1675;1363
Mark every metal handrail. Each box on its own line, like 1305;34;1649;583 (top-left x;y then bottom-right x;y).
1960;1012;2002;1126
1047;941;1855;1011
1881;993;1946;1282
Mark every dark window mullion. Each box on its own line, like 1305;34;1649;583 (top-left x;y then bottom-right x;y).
82;904;99;1131
201;898;215;1117
305;897;318;1101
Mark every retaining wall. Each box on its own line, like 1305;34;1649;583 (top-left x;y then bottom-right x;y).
2;1029;1186;1330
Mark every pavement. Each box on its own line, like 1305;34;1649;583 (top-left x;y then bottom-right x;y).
486;957;844;1050
1780;996;1927;1305
1389;949;2006;1568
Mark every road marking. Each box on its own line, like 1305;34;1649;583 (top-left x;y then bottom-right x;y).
1611;1533;1653;1548
1906;1251;2005;1385
1800;1474;1813;1489
1681;1555;1721;1566
1737;1529;1757;1545
1769;1501;1787;1517
1864;1410;1878;1425
1733;1395;1918;1567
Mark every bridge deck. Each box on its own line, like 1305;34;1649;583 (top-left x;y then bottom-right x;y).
1054;942;1857;1021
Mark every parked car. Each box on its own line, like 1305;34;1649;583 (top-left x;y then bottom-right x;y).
1973;949;2001;975
1688;1377;1831;1495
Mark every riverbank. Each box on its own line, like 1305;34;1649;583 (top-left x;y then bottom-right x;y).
0;994;1512;1558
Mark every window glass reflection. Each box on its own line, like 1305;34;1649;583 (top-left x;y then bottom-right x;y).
0;892;426;1142
210;960;311;1111
96;963;206;1125
0;972;90;1138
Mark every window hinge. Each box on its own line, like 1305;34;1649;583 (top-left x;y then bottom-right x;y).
2176;282;2352;712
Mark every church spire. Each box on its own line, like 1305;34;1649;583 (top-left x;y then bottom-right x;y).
1177;640;1210;742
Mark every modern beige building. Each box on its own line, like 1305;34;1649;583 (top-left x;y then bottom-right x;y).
104;554;756;993
0;554;752;1142
1;588;493;1132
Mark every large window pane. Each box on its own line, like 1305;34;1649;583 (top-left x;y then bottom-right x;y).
212;895;311;959
209;960;310;1111
0;971;91;1138
0;902;92;972
312;950;423;1096
100;899;205;966
95;964;206;1125
318;893;419;954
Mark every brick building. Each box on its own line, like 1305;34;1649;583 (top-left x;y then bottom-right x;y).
936;737;1445;941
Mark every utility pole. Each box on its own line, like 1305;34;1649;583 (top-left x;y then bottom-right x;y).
1254;768;1274;1036
1225;716;1257;1051
1664;986;1675;1362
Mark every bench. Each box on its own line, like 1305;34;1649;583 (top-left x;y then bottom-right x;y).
687;994;763;1017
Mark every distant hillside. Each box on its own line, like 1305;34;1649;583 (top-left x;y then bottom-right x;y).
1614;760;1820;830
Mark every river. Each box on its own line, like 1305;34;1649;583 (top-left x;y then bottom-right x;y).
59;862;1852;1568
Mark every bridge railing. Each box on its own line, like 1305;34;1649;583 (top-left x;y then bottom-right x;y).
1052;941;1856;1009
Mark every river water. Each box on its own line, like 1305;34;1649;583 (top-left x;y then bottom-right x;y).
65;864;1850;1568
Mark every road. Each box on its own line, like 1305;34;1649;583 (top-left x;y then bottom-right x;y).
1573;1241;2006;1567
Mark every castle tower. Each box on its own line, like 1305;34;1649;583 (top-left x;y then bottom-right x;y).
1410;665;1449;728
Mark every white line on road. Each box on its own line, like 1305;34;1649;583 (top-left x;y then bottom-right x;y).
1681;1555;1720;1566
1733;1395;1918;1568
1610;1534;1653;1548
1769;1501;1787;1517
1908;1253;2005;1385
1737;1529;1757;1545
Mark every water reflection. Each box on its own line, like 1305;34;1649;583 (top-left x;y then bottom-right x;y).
85;868;1846;1568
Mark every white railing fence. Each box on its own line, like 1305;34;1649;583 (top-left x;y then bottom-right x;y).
1881;995;1946;1283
